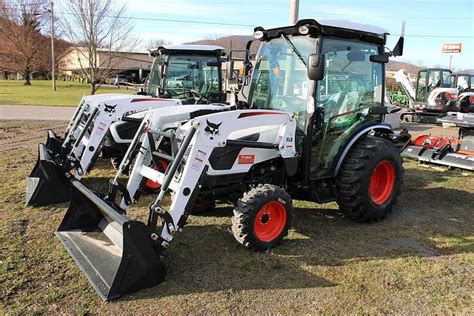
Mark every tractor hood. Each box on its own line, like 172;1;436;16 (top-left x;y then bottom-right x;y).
79;94;183;116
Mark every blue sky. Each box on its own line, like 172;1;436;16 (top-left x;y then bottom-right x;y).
121;0;473;69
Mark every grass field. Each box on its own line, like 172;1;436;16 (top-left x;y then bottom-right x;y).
0;80;135;106
0;120;473;314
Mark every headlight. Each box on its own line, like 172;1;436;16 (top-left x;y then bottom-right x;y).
298;25;309;35
253;30;264;39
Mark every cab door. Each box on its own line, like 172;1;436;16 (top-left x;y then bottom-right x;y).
416;70;427;102
309;38;384;180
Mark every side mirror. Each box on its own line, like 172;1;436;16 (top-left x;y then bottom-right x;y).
307;53;325;81
370;54;389;63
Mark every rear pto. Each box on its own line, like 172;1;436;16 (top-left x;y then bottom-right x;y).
55;19;410;300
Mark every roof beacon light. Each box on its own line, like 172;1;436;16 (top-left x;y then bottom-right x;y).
253;30;264;40
298;25;309;35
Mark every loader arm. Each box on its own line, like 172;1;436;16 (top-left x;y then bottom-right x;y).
100;103;234;209
70;98;181;176
394;69;416;106
146;109;297;246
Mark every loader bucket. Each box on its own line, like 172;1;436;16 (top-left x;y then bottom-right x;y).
26;144;70;206
56;180;166;300
44;129;63;153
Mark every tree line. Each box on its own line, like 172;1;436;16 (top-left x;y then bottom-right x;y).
0;0;136;94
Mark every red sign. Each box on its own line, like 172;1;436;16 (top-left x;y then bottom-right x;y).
238;154;255;164
442;43;462;54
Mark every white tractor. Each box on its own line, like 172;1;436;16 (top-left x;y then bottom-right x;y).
26;45;227;206
55;19;410;300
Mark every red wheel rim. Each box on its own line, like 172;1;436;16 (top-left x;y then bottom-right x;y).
254;201;287;242
369;160;396;205
145;160;169;190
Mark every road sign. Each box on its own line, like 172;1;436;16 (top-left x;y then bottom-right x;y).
442;43;462;54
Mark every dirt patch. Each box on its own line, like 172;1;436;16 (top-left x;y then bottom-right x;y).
0;120;473;314
9;219;29;236
400;122;459;139
0;120;67;154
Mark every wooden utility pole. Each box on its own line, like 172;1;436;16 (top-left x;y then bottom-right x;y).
289;0;299;24
50;1;56;91
284;0;299;95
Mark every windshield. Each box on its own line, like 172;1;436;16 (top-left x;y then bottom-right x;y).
249;35;317;114
147;54;221;98
317;39;383;116
455;75;471;91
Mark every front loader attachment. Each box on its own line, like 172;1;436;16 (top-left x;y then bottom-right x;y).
56;180;166;300
26;144;70;206
44;129;64;153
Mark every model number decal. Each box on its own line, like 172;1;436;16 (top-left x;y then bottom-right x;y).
238;154;255;164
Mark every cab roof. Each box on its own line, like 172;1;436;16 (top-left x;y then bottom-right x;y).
255;19;389;45
150;45;225;57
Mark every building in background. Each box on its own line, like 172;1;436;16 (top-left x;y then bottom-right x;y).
58;47;154;84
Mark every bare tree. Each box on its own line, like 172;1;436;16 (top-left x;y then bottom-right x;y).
0;0;48;85
60;0;137;94
145;38;171;51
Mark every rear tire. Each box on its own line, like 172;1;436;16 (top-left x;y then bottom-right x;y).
336;136;403;222
232;184;293;251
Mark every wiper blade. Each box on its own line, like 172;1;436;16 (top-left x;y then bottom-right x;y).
281;34;307;68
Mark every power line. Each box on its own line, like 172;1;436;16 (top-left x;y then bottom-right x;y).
54;11;474;38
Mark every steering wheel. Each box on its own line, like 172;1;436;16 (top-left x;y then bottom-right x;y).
188;89;209;104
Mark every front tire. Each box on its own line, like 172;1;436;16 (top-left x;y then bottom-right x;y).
336;136;403;222
232;184;293;251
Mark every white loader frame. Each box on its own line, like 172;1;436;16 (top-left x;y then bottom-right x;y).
130;109;297;246
61;95;181;177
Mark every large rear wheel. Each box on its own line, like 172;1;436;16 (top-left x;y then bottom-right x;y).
336;136;403;222
232;184;293;251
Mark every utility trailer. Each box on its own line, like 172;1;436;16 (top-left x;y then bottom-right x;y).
56;19;410;300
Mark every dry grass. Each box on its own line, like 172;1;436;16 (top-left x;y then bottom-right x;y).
0;120;473;314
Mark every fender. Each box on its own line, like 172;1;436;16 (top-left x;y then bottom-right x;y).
333;123;393;176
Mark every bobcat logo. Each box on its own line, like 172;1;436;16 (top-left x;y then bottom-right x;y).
204;119;222;140
104;103;117;114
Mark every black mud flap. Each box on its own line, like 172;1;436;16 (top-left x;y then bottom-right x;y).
402;145;474;170
56;180;166;300
26;144;70;206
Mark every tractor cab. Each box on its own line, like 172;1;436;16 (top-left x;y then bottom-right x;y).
147;45;226;103
452;71;474;113
245;19;398;180
415;68;453;102
452;72;474;93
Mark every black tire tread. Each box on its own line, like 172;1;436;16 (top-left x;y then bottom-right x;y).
231;184;293;251
336;136;404;222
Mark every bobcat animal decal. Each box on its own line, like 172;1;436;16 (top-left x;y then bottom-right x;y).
204;119;222;140
104;103;117;114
